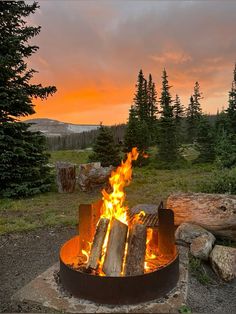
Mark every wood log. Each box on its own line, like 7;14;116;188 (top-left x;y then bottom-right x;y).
56;162;76;193
78;201;102;252
166;193;236;240
86;218;110;270
103;218;128;276
124;223;147;276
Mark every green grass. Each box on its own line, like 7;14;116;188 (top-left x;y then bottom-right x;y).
0;147;217;235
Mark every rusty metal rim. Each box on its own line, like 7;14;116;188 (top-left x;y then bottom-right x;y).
59;237;179;305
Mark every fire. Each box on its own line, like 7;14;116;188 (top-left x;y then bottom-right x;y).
101;147;139;224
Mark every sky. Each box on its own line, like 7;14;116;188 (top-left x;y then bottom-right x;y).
25;0;236;125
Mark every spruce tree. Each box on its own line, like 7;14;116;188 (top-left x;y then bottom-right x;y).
173;94;184;144
195;116;215;163
147;74;158;143
157;69;178;163
124;106;139;152
89;125;120;167
226;63;236;135
133;69;148;121
0;1;56;197
186;82;203;143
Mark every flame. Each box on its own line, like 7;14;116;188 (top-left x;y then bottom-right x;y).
82;249;89;263
101;147;139;224
144;228;158;272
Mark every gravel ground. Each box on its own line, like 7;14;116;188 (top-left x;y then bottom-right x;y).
0;227;235;313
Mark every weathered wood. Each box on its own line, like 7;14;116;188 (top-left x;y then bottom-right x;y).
124;223;147;276
167;193;236;240
103;218;128;276
78;200;102;252
87;218;110;270
56;162;76;193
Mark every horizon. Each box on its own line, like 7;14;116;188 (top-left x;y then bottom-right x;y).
22;0;236;125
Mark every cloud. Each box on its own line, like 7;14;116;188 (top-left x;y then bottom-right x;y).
24;0;236;124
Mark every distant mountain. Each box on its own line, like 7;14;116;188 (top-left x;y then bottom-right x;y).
25;118;99;136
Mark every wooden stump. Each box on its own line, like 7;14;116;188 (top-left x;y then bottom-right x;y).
167;192;236;240
56;162;76;193
124;223;147;276
102;218;128;276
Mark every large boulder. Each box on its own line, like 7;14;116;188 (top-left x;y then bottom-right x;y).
78;162;113;191
190;234;215;260
175;223;215;260
209;245;236;282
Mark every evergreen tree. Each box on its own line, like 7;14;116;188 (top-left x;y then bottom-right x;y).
215;130;236;169
157;69;178;162
173;94;184;143
226;63;236;135
133;69;148;122
147;74;158;143
186;82;203;143
0;1;56;197
89;125;120;167
124;106;139;152
215;109;228;135
195;116;215;163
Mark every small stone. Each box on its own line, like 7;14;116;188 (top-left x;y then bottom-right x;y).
209;245;236;281
175;222;213;244
190;233;215;260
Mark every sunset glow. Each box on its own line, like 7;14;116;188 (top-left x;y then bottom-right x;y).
23;1;236;125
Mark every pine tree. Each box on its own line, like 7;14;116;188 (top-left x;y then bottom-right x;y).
0;1;56;197
124;106;139;152
89;125;120;167
133;70;148;122
215;130;236;168
147;74;158;143
157;69;178;163
173;94;184;143
226;63;236;135
195;116;215;163
186;82;203;143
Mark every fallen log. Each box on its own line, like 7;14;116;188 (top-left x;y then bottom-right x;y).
124;223;147;276
166;193;236;240
86;218;110;270
103;218;128;276
56;162;76;193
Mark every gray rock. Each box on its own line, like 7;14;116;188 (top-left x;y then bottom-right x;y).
175;222;213;244
190;234;215;260
210;245;236;282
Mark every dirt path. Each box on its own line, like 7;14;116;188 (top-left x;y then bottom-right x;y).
0;227;235;313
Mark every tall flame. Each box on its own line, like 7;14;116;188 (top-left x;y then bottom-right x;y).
101;147;139;224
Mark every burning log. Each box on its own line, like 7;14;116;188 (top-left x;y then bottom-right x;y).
167;192;236;240
103;218;128;276
56;162;76;193
86;217;110;270
78;200;102;252
124;223;147;276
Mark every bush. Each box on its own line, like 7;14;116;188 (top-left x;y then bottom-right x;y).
198;168;236;194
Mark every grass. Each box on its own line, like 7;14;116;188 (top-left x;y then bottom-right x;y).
189;255;212;285
0;147;218;235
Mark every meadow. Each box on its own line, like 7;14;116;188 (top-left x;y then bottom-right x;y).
0;147;220;235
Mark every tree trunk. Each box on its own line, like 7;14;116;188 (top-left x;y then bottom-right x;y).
124;223;147;276
56;162;76;193
86;218;110;270
103;218;128;276
166;193;236;240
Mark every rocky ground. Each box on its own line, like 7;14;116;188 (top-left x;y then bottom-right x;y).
0;227;235;313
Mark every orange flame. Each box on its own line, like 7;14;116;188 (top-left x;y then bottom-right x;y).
101;147;139;224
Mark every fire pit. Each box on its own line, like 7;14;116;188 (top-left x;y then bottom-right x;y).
59;148;179;305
